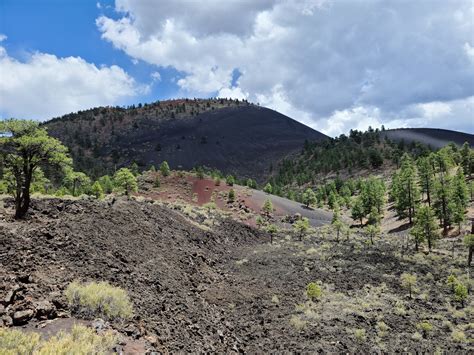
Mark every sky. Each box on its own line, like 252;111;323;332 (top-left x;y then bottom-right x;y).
0;0;473;137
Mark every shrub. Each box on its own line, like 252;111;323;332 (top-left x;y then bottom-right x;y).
160;161;170;177
454;282;468;307
263;183;273;194
451;330;467;343
0;325;116;354
228;189;236;203
376;321;389;337
90;181;104;199
214;177;221;186
226;175;234;186
65;281;133;320
306;282;322;301
154;176;161;188
262;198;273;214
416;321;433;338
0;327;40;354
446;274;458;292
354;328;366;342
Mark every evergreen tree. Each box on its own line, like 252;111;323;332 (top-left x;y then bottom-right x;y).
228;188;236;203
302;188;317;207
160;161;170;177
114;168;138;196
262;198;273;215
411;205;439;252
365;224;380;245
393;154;420;223
130;162;139;176
98;175;114;194
293;217;310;241
351;196;365;226
263;183;273;194
265;224;278;244
0;120;71;218
226;175;235;186
459;142;473;175
433;173;452;235
463;234;474;266
91;181;104;199
417;156;434;206
64;170;91;197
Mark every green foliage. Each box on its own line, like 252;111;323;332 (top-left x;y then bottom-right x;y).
228;188;236;203
98;175;114;194
154;175;161;188
410;205;439;251
263;183;273;194
226;175;235;186
262;198;273;214
0;119;72;218
265;224;278;243
464;234;474;266
160;161;170;177
90;181;104;199
130;162;139;176
446;274;458;292
63;170;91;197
65;281;133;320
196;166;205;179
306;282;322;301
391;153;420;223
0;325;116;355
293;217;310;241
246;178;257;189
454;283;468;307
214;177;221;186
400;273;417;298
416;321;433;338
365;224;380;245
113;168;138;196
351;196;365;225
302;188;317;207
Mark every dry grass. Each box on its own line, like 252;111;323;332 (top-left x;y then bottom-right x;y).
65;281;133;320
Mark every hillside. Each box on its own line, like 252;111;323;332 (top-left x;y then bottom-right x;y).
381;128;474;149
1;196;471;353
43;99;327;181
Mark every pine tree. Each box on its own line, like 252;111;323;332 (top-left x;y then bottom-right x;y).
302;188;317;207
433;173;452;235
460;142;473;175
262;198;273;215
393;154;420;224
0;120;72;218
98;175;114;194
463;234;474;266
91;181;104;199
351;196;365;226
226;175;235;186
293;217;310;241
417;156;434;206
114;168;138;196
160;161;170;177
365;224;380;245
411;205;439;252
263;183;273;194
228;189;236;203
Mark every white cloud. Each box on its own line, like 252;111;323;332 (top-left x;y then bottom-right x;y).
0;34;7;42
151;71;161;82
464;43;474;62
96;0;474;135
0;44;140;120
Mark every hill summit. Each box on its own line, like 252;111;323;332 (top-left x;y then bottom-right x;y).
44;98;327;180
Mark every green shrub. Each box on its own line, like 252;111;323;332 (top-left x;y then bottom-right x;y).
0;325;116;355
228;189;236;203
454;282;468;307
65;281;133;320
417;321;433;338
354;328;366;342
446;274;458;292
306;282;322;301
376;321;389;337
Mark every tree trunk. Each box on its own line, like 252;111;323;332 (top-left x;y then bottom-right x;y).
468;246;473;267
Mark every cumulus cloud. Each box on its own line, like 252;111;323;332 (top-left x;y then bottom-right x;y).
0;43;140;120
96;0;474;135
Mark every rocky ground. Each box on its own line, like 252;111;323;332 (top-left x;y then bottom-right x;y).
0;196;472;353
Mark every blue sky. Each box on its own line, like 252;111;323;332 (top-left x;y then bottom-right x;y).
0;0;473;136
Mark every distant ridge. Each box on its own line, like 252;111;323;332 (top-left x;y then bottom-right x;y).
381;128;474;148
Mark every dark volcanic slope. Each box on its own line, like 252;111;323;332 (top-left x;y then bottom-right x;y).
44;99;327;180
381;128;474;148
